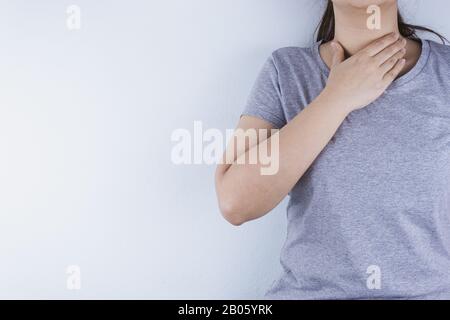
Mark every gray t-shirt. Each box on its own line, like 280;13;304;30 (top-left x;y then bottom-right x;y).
243;39;450;299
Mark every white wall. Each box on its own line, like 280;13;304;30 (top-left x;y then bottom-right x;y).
0;0;448;299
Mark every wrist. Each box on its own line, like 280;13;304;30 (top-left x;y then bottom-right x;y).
317;87;354;116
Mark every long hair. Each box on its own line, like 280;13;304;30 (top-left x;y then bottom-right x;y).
316;1;448;44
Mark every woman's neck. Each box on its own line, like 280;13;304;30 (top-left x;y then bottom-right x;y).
333;2;400;56
319;2;422;78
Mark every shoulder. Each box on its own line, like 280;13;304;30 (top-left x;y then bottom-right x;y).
271;46;315;62
268;45;318;72
427;39;450;62
271;46;313;58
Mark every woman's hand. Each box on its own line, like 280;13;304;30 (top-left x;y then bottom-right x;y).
324;32;407;113
216;33;408;225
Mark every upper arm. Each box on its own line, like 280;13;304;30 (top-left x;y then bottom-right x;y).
241;55;287;129
216;54;286;175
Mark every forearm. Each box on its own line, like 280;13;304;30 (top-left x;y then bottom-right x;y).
216;89;351;225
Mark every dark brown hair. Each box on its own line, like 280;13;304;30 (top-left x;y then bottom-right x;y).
316;1;448;44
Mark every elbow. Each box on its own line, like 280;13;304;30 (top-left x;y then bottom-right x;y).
218;198;247;226
215;168;253;226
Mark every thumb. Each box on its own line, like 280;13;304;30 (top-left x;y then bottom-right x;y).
330;41;345;68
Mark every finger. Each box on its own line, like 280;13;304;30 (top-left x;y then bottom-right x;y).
362;32;400;57
330;41;345;68
374;38;407;66
383;58;406;84
380;47;406;74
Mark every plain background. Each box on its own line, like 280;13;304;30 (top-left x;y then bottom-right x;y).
0;0;449;299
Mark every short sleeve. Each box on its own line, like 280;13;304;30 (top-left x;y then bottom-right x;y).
241;55;287;129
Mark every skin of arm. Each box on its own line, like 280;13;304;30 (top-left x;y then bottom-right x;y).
215;91;350;226
216;32;407;226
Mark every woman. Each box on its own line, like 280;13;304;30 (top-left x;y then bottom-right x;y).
215;0;450;299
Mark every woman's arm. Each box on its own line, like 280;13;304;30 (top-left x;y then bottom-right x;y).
216;32;407;226
215;90;349;226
